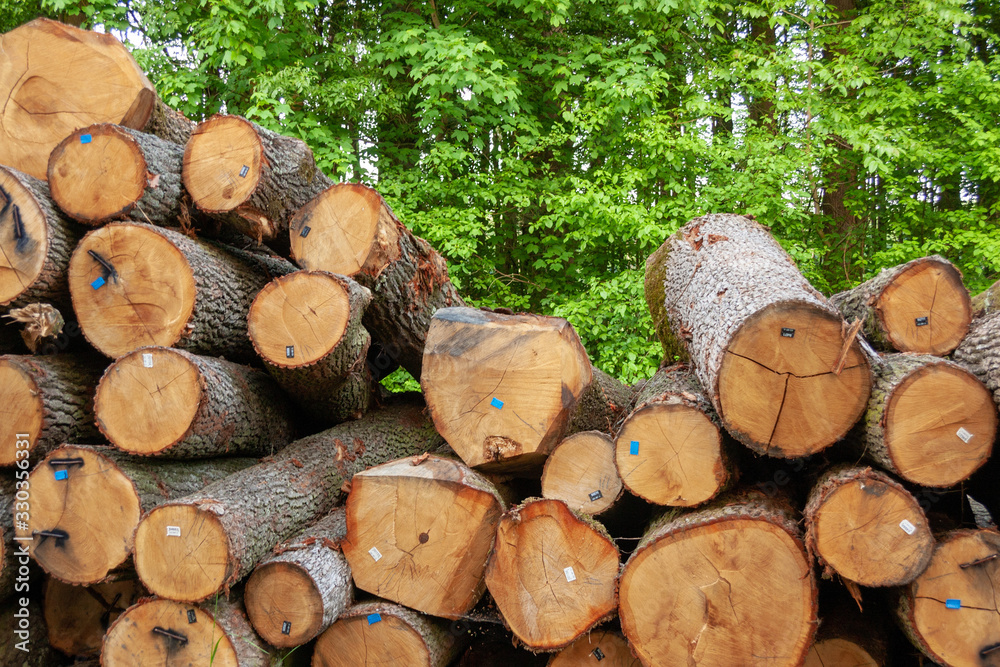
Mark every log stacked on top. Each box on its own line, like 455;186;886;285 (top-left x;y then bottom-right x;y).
1;17;999;667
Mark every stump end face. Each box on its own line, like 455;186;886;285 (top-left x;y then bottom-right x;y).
134;503;231;603
0;167;49;305
18;444;141;584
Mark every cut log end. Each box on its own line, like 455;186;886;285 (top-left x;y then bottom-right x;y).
900;529;1000;667
0;167;49;306
133;503;231;603
422;308;593;471
718;301;870;457
44;576;143;657
884;361;996;487
15;445;141;584
102;598;242;667
485;498;619;650
69;224;196;357
547;629;640;666
290;182;400;277
182;114;262;213
619;502;816;666
541;432;622;515
245;561;325;647
248;270;352;367
95;347;203;455
803;639;880;667
875;258;970;355
0;356;43;465
806;467;934;587
47;124;147;225
343;455;504;618
312;604;449;667
615;402;725;507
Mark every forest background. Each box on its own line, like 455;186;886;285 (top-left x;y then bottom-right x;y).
5;0;1000;386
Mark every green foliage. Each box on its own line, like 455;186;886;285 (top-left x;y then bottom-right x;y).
32;0;1000;383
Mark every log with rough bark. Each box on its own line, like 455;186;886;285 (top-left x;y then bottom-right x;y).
68;222;294;359
16;444;257;584
971;278;1000;318
0;19;192;180
618;493;817;666
565;367;635;435
290;183;466;378
422;308;593;472
645;213;871;458
0;166;84;314
896;528;1000;667
955;309;1000;406
47;124;188;227
245;508;352;648
248;270;376;425
540;431;623;515
95;347;294;458
0;354;102;466
615;364;732;507
0;593;70;667
311;600;468;667
183;114;332;244
43;575;143;657
485;498;620;651
547;629;640;666
133;398;444;603
803;466;934;586
342;454;505;618
0;476;15;600
102;593;276;667
830;255;971;356
858;353;995;487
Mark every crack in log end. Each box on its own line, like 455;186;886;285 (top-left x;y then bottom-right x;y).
484;436;521;462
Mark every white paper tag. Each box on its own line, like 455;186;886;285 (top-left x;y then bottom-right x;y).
564;566;576;582
368;547;382;562
143;353;153;368
166;526;181;537
957;427;973;443
899;519;916;535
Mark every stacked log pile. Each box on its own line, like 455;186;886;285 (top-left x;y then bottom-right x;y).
1;18;999;667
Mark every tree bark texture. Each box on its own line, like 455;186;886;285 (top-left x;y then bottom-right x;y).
565;367;635;435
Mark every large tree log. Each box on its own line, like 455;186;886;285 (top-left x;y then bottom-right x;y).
43;574;143;657
858;353;995;487
615;364;732;507
485;498;619;651
565;367;635;435
803;466;934;586
245;508;353;648
248;270;376;425
68;222;294;359
0;166;83;315
0;475;16;601
0;354;102;467
183;114;332;244
0;19;192;180
830;255;971;355
133;398;444;603
955;309;1000;407
342;454;505;618
16;444;258;584
290;183;466;378
547;628;640;666
971;278;1000;317
422;307;593;472
645;213;871;458
312;600;468;667
95;347;295;458
47;124;188;227
541;431;624;516
102;594;277;667
618;493;817;666
895;528;1000;667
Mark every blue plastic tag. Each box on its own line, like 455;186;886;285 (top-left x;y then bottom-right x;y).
367;613;381;625
630;440;639;455
490;397;504;409
91;276;106;290
54;470;68;481
946;599;961;609
80;134;92;144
